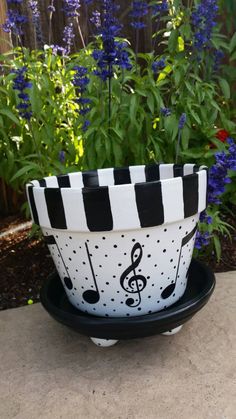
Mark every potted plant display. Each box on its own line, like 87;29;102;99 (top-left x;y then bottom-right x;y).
3;0;236;345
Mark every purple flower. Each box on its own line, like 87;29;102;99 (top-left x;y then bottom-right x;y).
178;113;186;129
208;138;236;204
48;1;55;13
130;1;148;29
152;58;165;73
73;66;91;128
62;0;80;18
50;44;67;56
199;211;213;224
59;150;66;164
28;1;40;19
191;0;219;51
12;67;32;121
82;119;90;132
160;107;171;117
90;10;101;30
2;8;27;36
195;231;210;250
63;23;75;54
152;0;168;16
92;0;131;81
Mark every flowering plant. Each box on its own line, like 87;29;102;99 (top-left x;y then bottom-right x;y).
0;0;236;257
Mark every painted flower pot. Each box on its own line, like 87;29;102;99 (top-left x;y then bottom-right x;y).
26;163;207;318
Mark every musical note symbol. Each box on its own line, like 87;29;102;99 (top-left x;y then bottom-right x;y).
44;235;73;290
120;242;147;308
161;224;198;299
82;242;100;304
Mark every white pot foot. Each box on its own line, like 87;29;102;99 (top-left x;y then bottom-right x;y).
161;325;183;336
90;337;118;347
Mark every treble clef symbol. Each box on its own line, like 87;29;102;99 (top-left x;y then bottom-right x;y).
120;242;147;308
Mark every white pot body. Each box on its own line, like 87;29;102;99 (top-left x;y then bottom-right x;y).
26;163;208;317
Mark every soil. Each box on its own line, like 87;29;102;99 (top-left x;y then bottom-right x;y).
0;212;236;311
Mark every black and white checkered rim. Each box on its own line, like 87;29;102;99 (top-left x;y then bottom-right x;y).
26;164;208;232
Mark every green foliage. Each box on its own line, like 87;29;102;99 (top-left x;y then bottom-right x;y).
0;0;235;258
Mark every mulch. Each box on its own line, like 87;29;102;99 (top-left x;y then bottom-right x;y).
0;212;236;311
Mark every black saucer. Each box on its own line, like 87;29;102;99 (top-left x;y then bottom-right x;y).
40;259;215;340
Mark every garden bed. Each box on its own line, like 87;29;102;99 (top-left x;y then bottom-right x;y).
0;212;235;311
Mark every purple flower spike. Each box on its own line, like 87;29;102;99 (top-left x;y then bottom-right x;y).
130;1;148;29
178;113;186;129
191;0;219;51
12;67;32;121
160;107;171;117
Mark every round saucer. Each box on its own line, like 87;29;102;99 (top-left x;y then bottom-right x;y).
40;259;215;340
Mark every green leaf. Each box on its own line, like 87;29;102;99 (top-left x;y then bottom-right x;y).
147;92;154;114
213;235;221;262
181;126;190;150
229;32;236;53
219;79;231;99
0;109;20;125
168;29;179;54
10;163;40;182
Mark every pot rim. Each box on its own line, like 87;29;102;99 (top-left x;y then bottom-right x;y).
26;163;208;232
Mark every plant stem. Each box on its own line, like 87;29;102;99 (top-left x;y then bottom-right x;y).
175;129;181;164
108;68;112;128
76;17;86;49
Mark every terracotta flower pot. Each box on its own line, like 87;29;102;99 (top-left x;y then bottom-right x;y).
26;163;208;317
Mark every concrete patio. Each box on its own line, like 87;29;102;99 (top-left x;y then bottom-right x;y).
0;270;235;419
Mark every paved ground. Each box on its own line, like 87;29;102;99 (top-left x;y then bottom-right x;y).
0;271;235;419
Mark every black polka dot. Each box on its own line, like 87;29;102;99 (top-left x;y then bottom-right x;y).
65;244;68;247
101;290;104;293
126;313;130;316
69;236;72;239
113;275;116;278
82;261;86;265
69;257;72;261
117;290;120;293
86;239;89;242
106;282;109;285
157;240;160;243
148;310;152;314
163;249;166;253
172;240;175;243
138;307;141;311
164;228;167;232
103;303;106;306
105;254;108;257
147;276;150;279
114;244;117;248
73;250;76;254
118;263;122;266
95;245;99;249
111;298;114;302
147;254;151;258
161;272;164;275
132;238;135;242
102;237;106;240
179;226;182;230
124;253;127;255
170;259;173;262
148;296;151;299
121;235;124;237
146;234;150;238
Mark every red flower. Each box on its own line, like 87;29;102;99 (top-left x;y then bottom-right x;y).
216;129;229;143
209;129;230;149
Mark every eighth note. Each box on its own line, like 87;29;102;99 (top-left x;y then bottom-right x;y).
44;235;73;290
82;242;100;304
161;224;198;299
